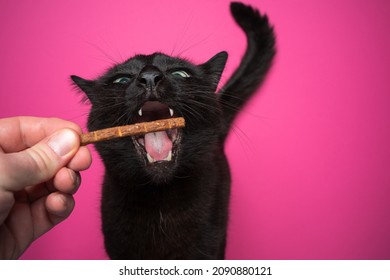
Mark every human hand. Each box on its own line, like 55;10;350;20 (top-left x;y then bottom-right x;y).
0;117;92;259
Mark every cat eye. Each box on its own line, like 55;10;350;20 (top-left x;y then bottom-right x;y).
112;76;132;84
171;70;190;78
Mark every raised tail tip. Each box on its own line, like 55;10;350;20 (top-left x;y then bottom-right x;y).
230;2;272;33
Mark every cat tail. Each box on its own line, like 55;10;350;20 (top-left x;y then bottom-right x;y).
218;2;276;140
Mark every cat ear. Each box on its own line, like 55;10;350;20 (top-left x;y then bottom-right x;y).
70;75;96;102
200;51;228;88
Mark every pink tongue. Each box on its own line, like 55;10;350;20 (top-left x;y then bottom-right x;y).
144;131;173;161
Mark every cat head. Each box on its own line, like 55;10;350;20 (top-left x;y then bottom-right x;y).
72;52;228;183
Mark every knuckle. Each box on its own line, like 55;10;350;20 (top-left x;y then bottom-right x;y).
26;146;57;180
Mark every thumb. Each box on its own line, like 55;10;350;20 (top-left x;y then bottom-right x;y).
0;128;80;191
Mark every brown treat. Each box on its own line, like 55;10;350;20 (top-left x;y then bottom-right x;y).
80;117;185;146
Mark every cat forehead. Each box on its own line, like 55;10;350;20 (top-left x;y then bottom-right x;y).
118;53;195;71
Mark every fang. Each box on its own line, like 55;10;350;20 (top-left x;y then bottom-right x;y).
165;150;172;161
147;153;155;163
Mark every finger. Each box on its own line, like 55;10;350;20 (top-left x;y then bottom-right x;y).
0;191;15;225
67;146;92;171
27;192;75;240
52;168;81;195
0;128;80;192
2;192;76;257
15;168;81;203
45;192;75;226
0;117;82;153
14;184;50;203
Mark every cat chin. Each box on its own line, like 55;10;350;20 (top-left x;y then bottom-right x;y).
140;160;178;183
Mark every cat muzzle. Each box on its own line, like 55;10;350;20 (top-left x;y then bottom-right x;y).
132;101;182;165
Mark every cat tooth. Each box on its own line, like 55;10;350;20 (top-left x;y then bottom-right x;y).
146;153;155;163
170;128;178;142
169;108;174;117
164;150;172;161
137;138;145;146
138;108;143;116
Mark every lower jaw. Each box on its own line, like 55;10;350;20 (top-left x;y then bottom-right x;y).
131;131;182;182
142;160;177;183
132;146;179;183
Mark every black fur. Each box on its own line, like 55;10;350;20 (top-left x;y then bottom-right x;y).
71;2;275;259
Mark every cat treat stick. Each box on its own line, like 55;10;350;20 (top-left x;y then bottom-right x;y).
80;117;185;146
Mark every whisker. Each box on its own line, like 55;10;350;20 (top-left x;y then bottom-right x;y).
228;122;256;161
113;111;131;126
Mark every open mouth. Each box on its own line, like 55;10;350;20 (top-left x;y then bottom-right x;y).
132;101;182;165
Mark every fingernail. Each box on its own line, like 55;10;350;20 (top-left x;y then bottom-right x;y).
54;194;70;217
47;129;78;157
75;172;81;187
68;169;81;188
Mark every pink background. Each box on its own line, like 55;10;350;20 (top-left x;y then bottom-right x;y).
1;0;389;259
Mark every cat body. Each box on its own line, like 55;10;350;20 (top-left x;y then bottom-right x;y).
72;2;275;259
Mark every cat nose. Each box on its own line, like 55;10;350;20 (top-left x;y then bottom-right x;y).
137;67;163;90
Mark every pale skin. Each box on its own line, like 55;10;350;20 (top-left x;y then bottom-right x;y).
0;117;92;259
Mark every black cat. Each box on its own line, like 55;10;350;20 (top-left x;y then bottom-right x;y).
71;2;275;259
